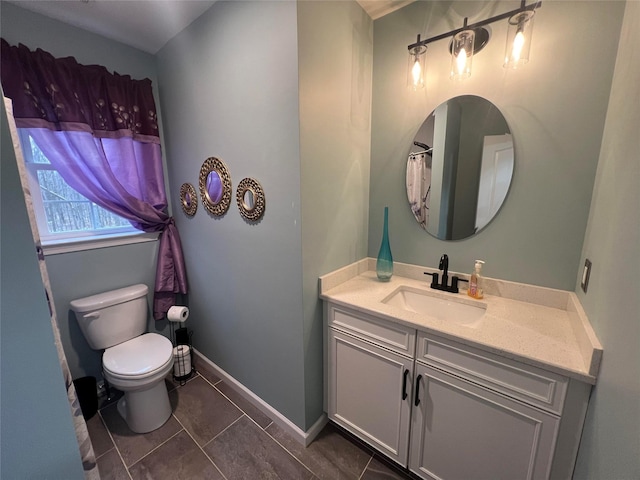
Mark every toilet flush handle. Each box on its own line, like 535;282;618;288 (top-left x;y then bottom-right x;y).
84;311;100;320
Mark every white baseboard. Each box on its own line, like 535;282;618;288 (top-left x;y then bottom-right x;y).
193;349;327;447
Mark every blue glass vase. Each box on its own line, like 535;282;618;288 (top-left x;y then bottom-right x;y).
376;206;393;280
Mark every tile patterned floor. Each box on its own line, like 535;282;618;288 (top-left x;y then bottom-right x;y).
86;360;418;480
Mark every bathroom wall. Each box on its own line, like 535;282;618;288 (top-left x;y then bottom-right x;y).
573;1;640;478
157;0;372;430
298;1;373;430
369;0;625;290
1;98;84;478
156;0;307;428
0;2;168;381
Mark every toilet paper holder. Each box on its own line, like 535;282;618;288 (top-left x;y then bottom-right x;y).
170;321;195;385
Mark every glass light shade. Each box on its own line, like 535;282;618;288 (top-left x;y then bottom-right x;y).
504;11;535;68
450;29;475;80
407;45;427;90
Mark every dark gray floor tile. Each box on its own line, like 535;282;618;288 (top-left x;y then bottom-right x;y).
267;422;372;480
98;388;124;410
215;381;272;428
86;413;114;458
170;375;243;446
204;416;315;480
101;402;182;466
95;448;129;480
195;359;221;385
361;455;417;480
165;373;181;392
129;430;223;480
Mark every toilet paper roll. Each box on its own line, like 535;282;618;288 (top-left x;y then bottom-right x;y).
167;305;189;323
173;345;192;378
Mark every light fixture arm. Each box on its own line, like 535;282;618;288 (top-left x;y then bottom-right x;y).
408;0;541;52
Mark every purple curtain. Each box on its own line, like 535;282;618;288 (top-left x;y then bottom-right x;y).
1;39;187;320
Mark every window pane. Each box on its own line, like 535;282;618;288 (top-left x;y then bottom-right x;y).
37;170;86;201
36;169;131;234
28;137;50;164
44;201;93;233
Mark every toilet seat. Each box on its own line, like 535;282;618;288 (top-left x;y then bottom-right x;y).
103;333;173;380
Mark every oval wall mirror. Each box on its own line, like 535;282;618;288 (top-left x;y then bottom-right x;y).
199;157;232;216
236;177;265;221
180;182;197;216
407;95;514;240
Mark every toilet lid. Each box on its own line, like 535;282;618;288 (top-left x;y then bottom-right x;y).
103;333;173;377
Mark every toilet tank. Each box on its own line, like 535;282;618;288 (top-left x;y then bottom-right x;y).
70;284;149;350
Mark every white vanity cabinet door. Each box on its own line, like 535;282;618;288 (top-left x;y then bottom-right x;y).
409;363;560;480
328;328;413;466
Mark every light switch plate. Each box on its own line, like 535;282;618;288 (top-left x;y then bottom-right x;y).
581;259;592;293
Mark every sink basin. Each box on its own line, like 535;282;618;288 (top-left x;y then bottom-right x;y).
382;286;486;327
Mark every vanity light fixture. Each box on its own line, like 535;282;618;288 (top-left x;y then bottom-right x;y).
504;9;535;68
450;19;476;80
407;40;427;90
407;0;541;84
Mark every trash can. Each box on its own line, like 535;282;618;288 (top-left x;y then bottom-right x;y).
73;376;98;420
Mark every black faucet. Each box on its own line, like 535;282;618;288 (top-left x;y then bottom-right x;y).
439;254;449;288
424;254;467;294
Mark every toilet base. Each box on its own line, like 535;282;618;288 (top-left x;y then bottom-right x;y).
116;380;172;433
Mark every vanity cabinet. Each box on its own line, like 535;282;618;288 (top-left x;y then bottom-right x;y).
409;363;559;480
328;328;413;464
326;302;587;480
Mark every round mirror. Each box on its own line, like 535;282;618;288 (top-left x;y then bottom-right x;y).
236;178;265;221
407;95;514;240
206;171;223;204
180;183;197;216
199;157;232;216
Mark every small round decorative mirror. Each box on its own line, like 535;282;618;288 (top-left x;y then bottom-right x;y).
236;178;265;221
407;95;514;240
180;183;197;216
199;157;232;216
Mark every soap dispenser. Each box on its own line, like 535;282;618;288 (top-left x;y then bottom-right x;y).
468;260;485;299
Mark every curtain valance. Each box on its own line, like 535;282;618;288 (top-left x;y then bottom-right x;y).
1;39;159;142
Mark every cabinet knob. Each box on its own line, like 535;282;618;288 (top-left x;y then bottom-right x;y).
415;374;423;406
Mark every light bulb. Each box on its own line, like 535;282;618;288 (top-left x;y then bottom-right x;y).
511;31;525;63
411;58;422;86
456;48;467;75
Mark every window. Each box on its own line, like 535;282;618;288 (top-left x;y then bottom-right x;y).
19;132;140;245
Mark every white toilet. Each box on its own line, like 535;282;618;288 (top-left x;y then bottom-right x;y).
70;284;174;433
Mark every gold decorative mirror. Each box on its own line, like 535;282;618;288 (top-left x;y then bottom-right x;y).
180;183;198;216
199;157;232;216
236;178;265;221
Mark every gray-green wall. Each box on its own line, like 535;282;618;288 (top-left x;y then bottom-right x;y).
369;1;624;289
156;0;372;431
156;0;307;428
1;96;84;478
573;2;640;478
1;2;167;382
298;1;373;430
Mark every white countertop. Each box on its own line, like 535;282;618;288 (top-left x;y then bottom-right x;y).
320;259;602;384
